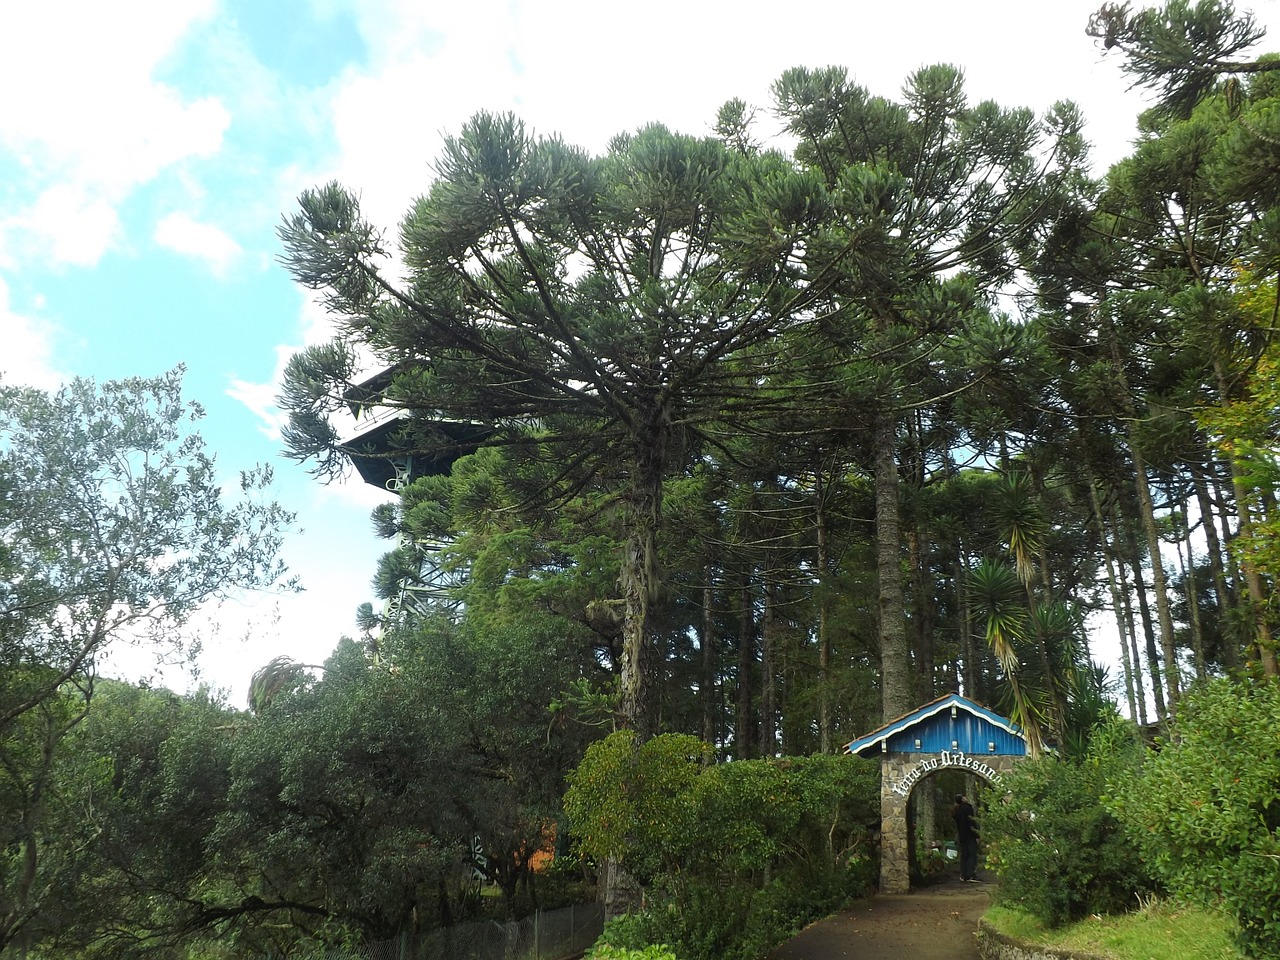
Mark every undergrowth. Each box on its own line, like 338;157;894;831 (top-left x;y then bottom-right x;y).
983;897;1242;960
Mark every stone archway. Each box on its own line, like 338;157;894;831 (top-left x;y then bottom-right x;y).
844;694;1032;894
878;749;1021;892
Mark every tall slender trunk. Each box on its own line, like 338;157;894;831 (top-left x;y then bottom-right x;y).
609;439;665;919
908;529;934;701
1109;503;1150;726
701;571;717;755
1130;446;1183;711
1023;572;1067;744
874;404;912;720
1173;503;1207;679
956;550;978;702
1193;465;1239;669
1211;467;1252;657
736;581;755;760
620;457;663;741
1100;312;1181;712
759;577;777;758
1117;490;1167;724
816;471;833;754
1089;481;1138;721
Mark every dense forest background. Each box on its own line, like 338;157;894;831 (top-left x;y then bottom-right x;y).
4;2;1280;957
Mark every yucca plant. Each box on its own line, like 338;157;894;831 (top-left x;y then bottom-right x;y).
968;558;1046;755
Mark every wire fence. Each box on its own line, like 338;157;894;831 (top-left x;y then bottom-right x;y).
294;902;604;960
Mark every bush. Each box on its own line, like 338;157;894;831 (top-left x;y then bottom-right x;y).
592;862;873;960
983;716;1156;927
566;736;881;960
586;938;680;960
587;950;679;960
1106;678;1280;959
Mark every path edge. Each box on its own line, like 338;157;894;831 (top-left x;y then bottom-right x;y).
976;918;1110;960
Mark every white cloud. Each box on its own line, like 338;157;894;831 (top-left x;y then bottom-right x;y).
311;1;1187;239
21;184;123;268
228;288;343;441
0;1;228;268
0;275;64;389
227;369;287;442
154;211;242;275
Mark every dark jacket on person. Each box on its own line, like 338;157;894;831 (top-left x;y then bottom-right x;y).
953;799;979;842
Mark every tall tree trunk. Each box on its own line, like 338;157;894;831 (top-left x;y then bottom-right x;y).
956;550;979;702
1100;310;1181;711
1193;465;1239;669
1109;505;1151;726
1089;481;1139;721
874;405;912;720
1173;503;1207;679
609;441;665;919
759;577;777;758
736;581;755;760
1117;491;1167;724
816;471;833;754
1023;574;1067;744
620;440;664;741
1129;445;1183;711
909;528;935;701
701;571;717;755
1211;467;1253;661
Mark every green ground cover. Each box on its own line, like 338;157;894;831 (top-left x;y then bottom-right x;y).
983;901;1242;960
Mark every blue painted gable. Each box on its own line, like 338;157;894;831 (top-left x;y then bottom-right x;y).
844;693;1026;758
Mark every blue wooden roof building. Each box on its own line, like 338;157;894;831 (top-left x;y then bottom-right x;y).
844;693;1027;758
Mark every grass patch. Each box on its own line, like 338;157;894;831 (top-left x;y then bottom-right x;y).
983;899;1242;960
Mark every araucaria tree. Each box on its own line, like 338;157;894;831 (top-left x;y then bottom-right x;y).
770;64;1087;719
1088;0;1280;117
278;114;833;738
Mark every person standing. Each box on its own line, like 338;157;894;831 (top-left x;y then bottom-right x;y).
953;794;981;882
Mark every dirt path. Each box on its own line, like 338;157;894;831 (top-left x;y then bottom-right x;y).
767;878;992;960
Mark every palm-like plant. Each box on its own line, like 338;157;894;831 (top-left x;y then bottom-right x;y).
968;558;1045;755
990;470;1048;588
246;656;320;715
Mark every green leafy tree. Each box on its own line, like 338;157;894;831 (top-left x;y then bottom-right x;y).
0;369;293;954
208;614;592;945
1107;678;1280;957
984;716;1156;928
1077;0;1280;689
34;682;241;959
1197;271;1280;676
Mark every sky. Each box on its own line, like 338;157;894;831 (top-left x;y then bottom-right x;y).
3;0;1279;707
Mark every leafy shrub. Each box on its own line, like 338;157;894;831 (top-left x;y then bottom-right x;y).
586;935;680;960
1106;679;1280;959
984;716;1156;927
566;734;880;960
590;913;686;960
913;841;952;886
587;949;680;960
563;731;708;883
596;863;872;960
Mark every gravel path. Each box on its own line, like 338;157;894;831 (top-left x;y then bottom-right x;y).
767;878;992;960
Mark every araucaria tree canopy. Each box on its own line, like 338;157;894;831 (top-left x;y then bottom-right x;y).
278;113;839;737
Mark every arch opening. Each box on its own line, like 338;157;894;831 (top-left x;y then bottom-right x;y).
901;766;1002;888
